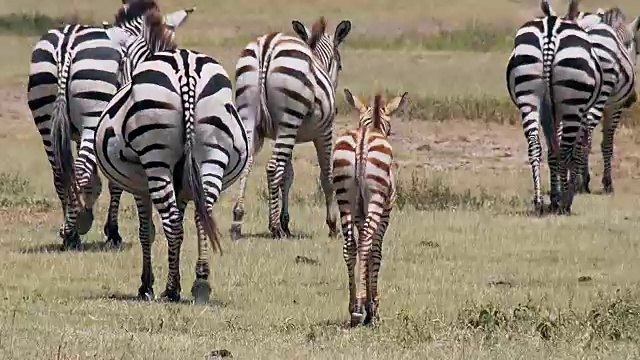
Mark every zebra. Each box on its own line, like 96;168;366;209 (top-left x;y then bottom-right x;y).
506;0;603;215
230;16;352;240
541;1;640;194
26;0;192;250
333;89;407;327
86;9;249;303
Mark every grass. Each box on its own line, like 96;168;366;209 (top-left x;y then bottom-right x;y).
3;0;640;358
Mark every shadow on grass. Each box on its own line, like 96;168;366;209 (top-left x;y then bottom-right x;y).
82;292;228;307
17;240;133;254
233;230;314;241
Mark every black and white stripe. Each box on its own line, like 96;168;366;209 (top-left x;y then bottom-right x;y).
230;17;351;239
506;0;603;214
92;45;248;303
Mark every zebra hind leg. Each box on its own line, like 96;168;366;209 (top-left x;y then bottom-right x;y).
279;159;294;237
266;158;286;239
134;194;155;301
103;181;124;248
76;158;101;235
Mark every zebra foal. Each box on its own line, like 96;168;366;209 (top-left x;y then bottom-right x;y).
506;0;603;214
333;89;407;327
230;16;351;240
87;8;248;303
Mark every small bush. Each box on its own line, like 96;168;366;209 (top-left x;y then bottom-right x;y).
394;171;525;212
0;12;94;36
0;172;53;211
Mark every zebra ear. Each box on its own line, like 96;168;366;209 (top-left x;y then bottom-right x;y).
164;7;196;31
385;92;409;116
628;16;640;34
292;20;310;42
343;88;366;113
540;0;556;17
334;20;351;47
102;21;111;29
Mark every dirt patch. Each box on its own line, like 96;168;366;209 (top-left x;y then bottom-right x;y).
0;86;30;123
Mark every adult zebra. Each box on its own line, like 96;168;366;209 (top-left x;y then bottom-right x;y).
85;9;249;303
230;17;351;240
27;0;193;250
333;89;407;327
541;1;640;194
506;0;603;215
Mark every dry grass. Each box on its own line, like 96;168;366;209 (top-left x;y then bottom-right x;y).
2;0;640;358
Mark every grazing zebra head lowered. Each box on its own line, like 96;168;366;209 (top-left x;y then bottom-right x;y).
333;89;407;327
230;17;351;240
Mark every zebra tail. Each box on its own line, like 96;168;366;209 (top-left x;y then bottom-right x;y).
541;41;560;157
184;98;223;256
51;55;82;209
355;136;367;226
257;39;274;136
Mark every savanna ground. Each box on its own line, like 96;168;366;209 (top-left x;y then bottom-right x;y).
2;0;640;358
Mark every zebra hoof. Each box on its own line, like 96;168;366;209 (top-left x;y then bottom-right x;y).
229;224;242;241
191;279;211;305
160;288;181;303
363;301;378;327
103;224;123;248
270;224;287;239
76;208;94;235
61;233;81;251
138;286;155;301
603;184;614;194
533;201;544;216
350;303;365;328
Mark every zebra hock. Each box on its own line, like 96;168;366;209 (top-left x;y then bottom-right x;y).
230;16;351;240
506;0;603;215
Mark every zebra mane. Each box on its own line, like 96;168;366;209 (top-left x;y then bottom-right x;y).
143;8;177;52
566;0;580;21
372;94;383;131
114;0;159;27
308;16;327;50
601;7;626;29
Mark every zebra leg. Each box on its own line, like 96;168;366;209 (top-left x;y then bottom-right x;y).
601;110;622;194
314;137;338;237
361;191;387;327
338;193;358;326
577;123;596;194
364;204;392;327
134;194;155;301
75;142;100;235
523;125;544;215
230;134;263;240
103;181;124;247
279;159;293;237
266;157;287;239
191;211;212;305
547;147;560;212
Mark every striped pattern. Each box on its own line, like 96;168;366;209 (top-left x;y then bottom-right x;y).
26;10;132;249
540;1;640;194
506;0;603;215
333;89;407;327
93;38;249;303
230;17;351;239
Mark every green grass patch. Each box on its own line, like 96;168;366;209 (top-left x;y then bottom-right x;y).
0;172;53;210
0;12;95;36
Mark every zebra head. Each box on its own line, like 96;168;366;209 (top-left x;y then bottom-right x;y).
292;17;351;90
343;89;409;137
626;16;640;66
108;5;195;87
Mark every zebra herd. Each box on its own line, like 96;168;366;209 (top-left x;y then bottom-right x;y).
22;0;640;326
507;0;640;215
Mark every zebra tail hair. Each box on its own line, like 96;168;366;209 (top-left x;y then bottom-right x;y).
51;56;82;209
257;40;274;138
541;42;560;157
355;139;367;226
184;100;223;256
